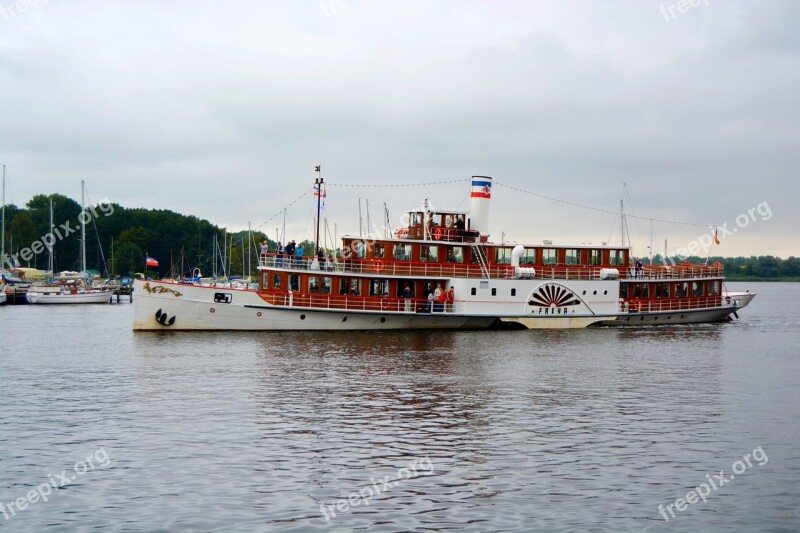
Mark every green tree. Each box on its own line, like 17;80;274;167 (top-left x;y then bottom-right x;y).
114;242;143;277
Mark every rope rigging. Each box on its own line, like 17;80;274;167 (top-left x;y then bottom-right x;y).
492;181;712;228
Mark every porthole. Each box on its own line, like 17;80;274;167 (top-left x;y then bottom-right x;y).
582;290;586;295
593;290;597;295
667;316;672;320
257;312;262;317
680;314;686;319
511;288;517;296
210;308;215;313
342;315;348;322
380;317;386;323
300;314;306;320
603;290;607;295
641;316;645;321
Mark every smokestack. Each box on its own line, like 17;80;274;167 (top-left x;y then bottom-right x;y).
468;176;492;239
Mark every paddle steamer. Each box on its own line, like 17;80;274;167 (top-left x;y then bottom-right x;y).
133;176;754;330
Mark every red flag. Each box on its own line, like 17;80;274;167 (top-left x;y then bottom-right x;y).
146;256;159;267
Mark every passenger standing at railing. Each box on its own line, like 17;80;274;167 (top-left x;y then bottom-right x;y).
295;243;304;269
433;284;444;313
635;259;643;279
276;242;284;267
285;240;296;267
260;241;269;260
446;286;455;313
402;284;413;312
425;283;434;312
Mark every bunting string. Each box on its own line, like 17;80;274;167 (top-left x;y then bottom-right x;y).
493;181;712;228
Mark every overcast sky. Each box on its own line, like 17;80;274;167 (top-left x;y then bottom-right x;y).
2;0;798;258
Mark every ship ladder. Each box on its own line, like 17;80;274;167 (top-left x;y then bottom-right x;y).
471;243;491;279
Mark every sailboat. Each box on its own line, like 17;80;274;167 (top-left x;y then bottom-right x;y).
27;181;113;304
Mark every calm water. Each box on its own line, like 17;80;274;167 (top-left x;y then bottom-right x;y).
1;282;798;532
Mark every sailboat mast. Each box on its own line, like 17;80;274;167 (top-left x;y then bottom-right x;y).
81;180;87;272
1;164;5;264
49;196;54;273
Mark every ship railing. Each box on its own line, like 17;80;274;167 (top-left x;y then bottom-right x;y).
622;265;724;280
260;291;463;314
618;296;730;313
257;254;724;280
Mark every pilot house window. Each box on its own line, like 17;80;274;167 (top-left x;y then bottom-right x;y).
542;249;557;265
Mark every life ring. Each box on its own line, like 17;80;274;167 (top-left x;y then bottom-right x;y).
395;228;408;238
374;259;385;272
433;227;443;240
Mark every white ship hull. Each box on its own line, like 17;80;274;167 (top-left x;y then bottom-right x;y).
132;280;753;331
27;289;113;304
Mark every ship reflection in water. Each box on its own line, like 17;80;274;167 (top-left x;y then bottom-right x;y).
0;283;797;530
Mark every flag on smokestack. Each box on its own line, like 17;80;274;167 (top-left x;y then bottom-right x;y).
146;255;159;267
470;177;492;199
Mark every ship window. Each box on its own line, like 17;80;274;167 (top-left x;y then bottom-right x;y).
447;246;465;263
511;288;516;296
471;287;477;296
491;288;497;296
542;249;557;265
496;248;513;265
353;240;366;259
350;278;360;296
521;248;536;265
393;243;412;261
289;275;300;292
589;250;602;266
373;243;385;259
565;249;579;265
339;278;350;295
633;283;650;299
421;245;439;263
619;284;629;299
675;282;688;298
710;280;720;296
272;273;282;289
692;281;705;297
370;279;389;297
308;276;320;294
655;282;670;299
609;250;624;266
321;277;332;295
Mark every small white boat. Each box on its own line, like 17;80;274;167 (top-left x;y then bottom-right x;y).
27;285;112;304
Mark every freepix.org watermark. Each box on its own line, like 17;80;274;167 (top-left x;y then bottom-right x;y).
668;200;772;263
0;0;46;23
0;198;114;270
660;0;710;22
658;445;768;522
320;457;434;522
1;447;111;521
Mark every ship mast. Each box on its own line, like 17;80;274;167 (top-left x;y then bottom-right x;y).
314;166;323;253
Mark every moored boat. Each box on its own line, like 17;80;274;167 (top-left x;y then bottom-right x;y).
134;175;754;331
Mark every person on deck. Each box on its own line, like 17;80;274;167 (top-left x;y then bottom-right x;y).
447;286;455;312
402;284;413;312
